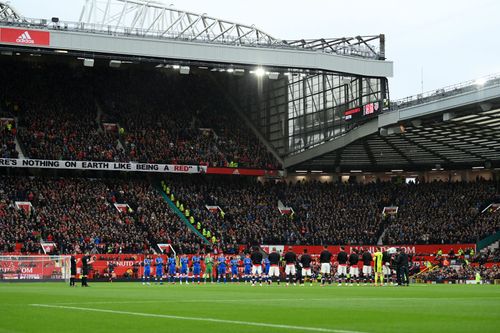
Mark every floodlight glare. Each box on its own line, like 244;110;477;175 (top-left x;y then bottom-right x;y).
254;67;265;77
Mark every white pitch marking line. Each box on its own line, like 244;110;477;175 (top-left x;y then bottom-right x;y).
29;304;368;333
48;298;320;305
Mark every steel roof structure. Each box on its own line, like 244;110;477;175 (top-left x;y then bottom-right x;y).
0;1;22;21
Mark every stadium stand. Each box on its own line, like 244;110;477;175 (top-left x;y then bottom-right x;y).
164;177;499;247
0;62;279;169
3;173;497;255
382;181;500;244
0;176;204;254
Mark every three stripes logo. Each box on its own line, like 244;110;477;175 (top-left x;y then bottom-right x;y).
15;31;35;44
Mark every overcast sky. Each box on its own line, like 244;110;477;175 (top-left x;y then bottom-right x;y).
8;0;500;99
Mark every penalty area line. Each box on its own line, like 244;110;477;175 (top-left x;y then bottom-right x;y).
29;303;367;333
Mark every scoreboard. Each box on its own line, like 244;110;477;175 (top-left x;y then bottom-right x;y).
344;100;388;122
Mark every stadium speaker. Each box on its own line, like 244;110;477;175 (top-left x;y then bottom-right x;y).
83;59;95;67
342;78;351;85
479;103;492;112
443;112;455;121
180;66;190;75
109;60;121;68
387;125;405;135
234;69;245;76
411;119;422;127
268;72;279;80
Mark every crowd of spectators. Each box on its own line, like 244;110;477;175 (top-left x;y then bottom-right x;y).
0;175;204;255
1;119;18;158
165;177;499;247
97;69;279;169
0;174;498;254
0;60;279;169
0;63;126;162
382;181;499;244
418;265;500;283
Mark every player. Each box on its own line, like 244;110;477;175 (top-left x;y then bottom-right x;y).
300;248;313;286
217;253;227;283
268;247;281;285
373;247;384;286
154;255;164;285
168;253;177;284
230;256;240;283
319;246;332;286
180;254;189;284
191;252;202;284
361;248;373;285
204;253;214;284
263;256;271;284
348;249;360;286
336;246;348;286
243;254;252;284
142;255;152;285
250;246;263;286
284;246;297;286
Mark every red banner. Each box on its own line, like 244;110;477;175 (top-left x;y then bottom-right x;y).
206;167;281;177
0;28;50;46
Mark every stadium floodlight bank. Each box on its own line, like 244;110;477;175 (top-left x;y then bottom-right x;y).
0;255;71;282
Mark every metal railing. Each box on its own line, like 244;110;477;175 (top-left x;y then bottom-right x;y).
390;72;500;111
0;17;382;59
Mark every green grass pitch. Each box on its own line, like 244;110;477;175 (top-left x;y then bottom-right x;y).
0;282;499;333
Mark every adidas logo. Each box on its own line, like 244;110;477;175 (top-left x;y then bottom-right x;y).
16;31;35;44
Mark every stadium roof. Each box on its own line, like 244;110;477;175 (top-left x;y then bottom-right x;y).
0;1;22;21
0;0;384;60
286;74;500;172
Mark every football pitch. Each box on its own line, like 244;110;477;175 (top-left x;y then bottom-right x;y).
0;282;499;333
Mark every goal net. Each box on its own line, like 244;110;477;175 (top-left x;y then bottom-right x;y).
0;255;71;282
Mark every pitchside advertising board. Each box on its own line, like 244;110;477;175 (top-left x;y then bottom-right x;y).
0;28;50;46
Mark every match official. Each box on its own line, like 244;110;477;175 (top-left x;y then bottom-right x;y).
397;248;410;286
81;252;95;287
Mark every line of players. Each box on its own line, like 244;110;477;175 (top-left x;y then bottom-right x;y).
141;246;399;286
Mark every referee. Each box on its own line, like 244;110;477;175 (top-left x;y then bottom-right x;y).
81;252;95;287
397;248;410;286
70;254;78;287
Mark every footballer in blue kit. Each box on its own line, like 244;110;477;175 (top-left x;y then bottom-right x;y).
168;254;177;284
142;255;151;285
217;254;227;283
180;254;189;284
154;256;163;284
191;253;201;284
263;257;271;284
230;257;240;283
243;255;252;283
